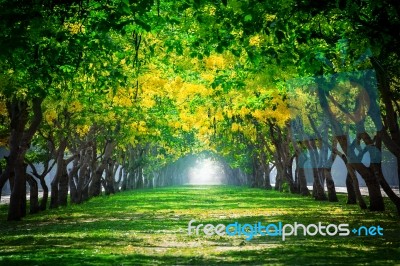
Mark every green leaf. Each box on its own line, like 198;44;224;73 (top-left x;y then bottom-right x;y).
194;0;201;8
135;19;151;32
244;14;252;22
175;43;183;55
216;45;224;53
275;30;285;42
231;49;241;57
59;65;74;73
116;52;126;60
178;2;191;12
121;5;131;15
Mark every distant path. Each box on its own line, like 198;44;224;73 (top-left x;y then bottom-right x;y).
0;192;44;205
309;186;400;197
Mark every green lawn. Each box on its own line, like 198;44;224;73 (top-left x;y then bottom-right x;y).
0;186;399;265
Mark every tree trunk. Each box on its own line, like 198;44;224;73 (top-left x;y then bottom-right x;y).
298;168;309;196
26;158;54;211
378;172;400;215
371;162;400;215
364;174;385;211
26;173;39;214
136;167;143;189
295;153;310;196
76;148;93;204
50;139;67;208
317;85;380;210
69;157;79;204
39;176;48;211
263;162;272;190
347;165;367;209
0;156;15;201
104;160;115;195
324;168;338;202
89;140;115;197
69;172;78;204
8;155;27;221
312;168;327;200
121;167;128;191
371;58;400;185
81;172;90;202
114;165;123;192
58;159;69;206
7;98;42;221
345;173;357;204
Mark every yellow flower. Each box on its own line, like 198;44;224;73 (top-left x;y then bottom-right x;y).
249;35;262;47
252;109;265;121
0;101;7;115
76;125;90;136
239;106;250;117
141;97;156;109
201;73;215;83
44;109;57;124
68;100;83;113
64;22;85;35
204;55;226;70
231;123;240;132
265;14;276;22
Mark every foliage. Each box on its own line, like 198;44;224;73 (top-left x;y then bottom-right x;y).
1;0;399;221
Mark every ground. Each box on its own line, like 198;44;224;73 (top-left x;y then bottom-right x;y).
0;186;399;265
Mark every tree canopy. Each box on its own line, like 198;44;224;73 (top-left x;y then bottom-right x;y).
1;0;399;221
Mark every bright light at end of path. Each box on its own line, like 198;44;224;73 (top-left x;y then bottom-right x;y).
188;158;224;185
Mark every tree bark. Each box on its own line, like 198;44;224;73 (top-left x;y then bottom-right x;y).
323;168;338;202
371;57;400;185
9;155;27;221
288;124;310;196
39;176;49;211
58;159;69;206
307;140;327;201
263;162;273;190
365;176;385;211
26;173;39;214
345;173;357;204
26;159;53;211
50;139;67;209
317;87;384;210
69;156;80;204
89;140;115;197
114;165;123;192
297;156;310;196
268;122;295;192
347;164;367;209
7;98;42;221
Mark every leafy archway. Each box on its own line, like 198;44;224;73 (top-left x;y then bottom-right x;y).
1;0;400;221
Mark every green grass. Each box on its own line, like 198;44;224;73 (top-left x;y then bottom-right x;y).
0;186;399;265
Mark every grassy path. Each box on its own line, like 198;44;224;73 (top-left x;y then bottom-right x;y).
0;186;399;265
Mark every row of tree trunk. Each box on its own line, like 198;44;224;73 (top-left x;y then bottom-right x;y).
246;63;400;216
0;109;152;220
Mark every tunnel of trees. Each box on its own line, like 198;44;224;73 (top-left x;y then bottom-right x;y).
0;0;400;221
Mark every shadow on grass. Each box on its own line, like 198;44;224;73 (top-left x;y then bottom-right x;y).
0;185;399;265
1;241;399;266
